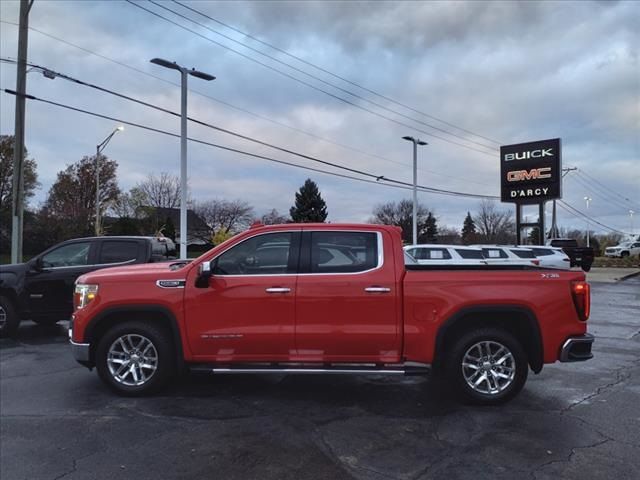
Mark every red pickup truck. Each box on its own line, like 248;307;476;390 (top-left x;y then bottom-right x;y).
70;223;593;405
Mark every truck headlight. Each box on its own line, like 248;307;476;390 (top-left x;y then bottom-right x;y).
74;284;98;310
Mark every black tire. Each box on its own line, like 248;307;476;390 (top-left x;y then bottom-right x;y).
32;318;60;326
621;251;629;258
95;321;175;396
0;296;20;338
445;327;528;405
582;263;592;272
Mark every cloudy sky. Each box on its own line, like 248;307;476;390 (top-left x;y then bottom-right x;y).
1;0;638;235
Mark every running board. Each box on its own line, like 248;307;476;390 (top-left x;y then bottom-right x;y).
189;363;430;376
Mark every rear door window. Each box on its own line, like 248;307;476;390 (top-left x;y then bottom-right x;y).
456;249;484;259
310;231;378;273
99;240;141;264
531;248;554;257
511;249;536;259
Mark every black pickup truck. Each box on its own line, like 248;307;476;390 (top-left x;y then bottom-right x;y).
549;238;595;272
0;236;176;337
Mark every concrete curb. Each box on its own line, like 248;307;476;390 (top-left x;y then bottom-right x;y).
618;270;640;282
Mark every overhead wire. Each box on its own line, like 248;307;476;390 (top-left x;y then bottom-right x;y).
147;0;498;152
0;58;498;199
1;88;497;200
123;0;498;157
171;0;502;146
0;19;495;186
557;201;628;235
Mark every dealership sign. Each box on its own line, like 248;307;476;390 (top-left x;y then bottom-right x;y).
500;138;562;204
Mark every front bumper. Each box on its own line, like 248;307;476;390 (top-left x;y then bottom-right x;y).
559;333;594;362
604;251;621;257
70;340;91;363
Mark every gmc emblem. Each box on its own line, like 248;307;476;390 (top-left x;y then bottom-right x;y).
507;167;552;182
504;149;553;161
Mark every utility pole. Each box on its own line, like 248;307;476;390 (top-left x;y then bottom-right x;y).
10;0;34;264
150;58;215;259
549;166;577;239
402;136;427;245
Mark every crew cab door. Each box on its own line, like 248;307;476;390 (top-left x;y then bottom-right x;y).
184;231;300;361
294;230;401;363
25;240;97;321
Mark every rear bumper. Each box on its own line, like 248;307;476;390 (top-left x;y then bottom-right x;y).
560;333;594;362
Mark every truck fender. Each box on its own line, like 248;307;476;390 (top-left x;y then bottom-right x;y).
433;305;544;374
84;305;185;370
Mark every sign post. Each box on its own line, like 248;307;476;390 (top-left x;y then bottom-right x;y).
500;138;562;244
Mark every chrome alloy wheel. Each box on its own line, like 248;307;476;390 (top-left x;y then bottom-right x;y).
0;305;6;329
462;340;516;395
107;334;158;386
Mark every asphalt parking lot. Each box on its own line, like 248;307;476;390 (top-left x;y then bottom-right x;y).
1;276;639;480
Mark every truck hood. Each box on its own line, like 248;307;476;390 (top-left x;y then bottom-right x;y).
77;261;192;284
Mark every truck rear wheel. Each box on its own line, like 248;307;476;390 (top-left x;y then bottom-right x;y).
0;296;20;338
95;321;175;396
445;327;528;405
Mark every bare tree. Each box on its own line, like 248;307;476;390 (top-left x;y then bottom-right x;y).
369;199;430;244
261;208;289;225
473;200;515;244
130;172;182;210
195;199;254;236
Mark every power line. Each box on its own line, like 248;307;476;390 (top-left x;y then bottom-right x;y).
148;0;498;152
0;58;498;199
124;0;498;157
566;173;634;212
0;20;494;187
557;200;628;235
1;88;498;200
574;170;639;209
172;0;502;146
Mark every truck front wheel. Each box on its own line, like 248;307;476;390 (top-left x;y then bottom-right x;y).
0;296;20;338
446;327;528;405
95;321;175;396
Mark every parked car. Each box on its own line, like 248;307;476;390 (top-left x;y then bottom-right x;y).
548;239;594;271
604;242;640;258
69;223;593;405
473;245;540;266
519;245;571;269
0;236;176;337
403;245;486;265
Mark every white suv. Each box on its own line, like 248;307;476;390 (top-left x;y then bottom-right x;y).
474;245;540;266
521;246;571;269
404;245;486;265
605;242;640;258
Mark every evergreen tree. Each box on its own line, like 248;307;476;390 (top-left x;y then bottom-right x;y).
289;179;328;222
424;212;438;243
527;227;540;245
461;211;477;245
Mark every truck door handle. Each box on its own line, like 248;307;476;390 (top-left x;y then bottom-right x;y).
364;287;391;293
265;287;291;294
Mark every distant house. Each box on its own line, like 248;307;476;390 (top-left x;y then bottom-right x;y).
103;207;210;246
150;207;210;246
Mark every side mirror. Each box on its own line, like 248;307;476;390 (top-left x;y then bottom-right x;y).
32;257;44;272
195;261;212;288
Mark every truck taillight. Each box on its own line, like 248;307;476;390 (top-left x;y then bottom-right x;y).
571;281;590;321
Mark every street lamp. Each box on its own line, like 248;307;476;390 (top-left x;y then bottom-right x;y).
150;58;215;259
95;125;124;236
630;210;635;237
402;136;428;245
584;196;592;247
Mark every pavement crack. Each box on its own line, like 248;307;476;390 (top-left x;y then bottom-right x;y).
561;366;631;413
529;438;610;479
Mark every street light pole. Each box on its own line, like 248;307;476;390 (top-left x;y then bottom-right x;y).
630;210;635;237
584;196;592;247
402;136;427;245
150;58;215;259
95;126;124;236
